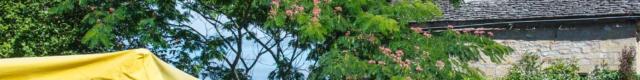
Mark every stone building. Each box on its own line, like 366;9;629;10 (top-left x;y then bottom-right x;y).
423;0;640;78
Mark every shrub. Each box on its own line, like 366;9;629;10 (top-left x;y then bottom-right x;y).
588;63;620;80
619;46;636;80
543;61;581;79
503;53;544;80
502;54;581;80
502;53;632;80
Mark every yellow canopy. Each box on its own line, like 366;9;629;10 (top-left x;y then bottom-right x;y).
0;49;197;80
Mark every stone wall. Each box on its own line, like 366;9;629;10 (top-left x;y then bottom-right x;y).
469;21;638;78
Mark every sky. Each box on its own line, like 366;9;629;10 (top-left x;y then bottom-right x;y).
183;8;312;79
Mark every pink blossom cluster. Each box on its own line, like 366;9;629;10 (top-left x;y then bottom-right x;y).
435;60;445;70
410;26;431;38
368;60;386;65
467;28;494;37
375;46;433;72
377;46;413;69
473;29;486;35
422;32;432;38
344;31;351;36
447;25;455;29
333;6;342;13
367;35;376;42
453;26;495;37
410;26;422;33
311;0;321;22
108;8;115;13
269;0;280;15
285;5;305;17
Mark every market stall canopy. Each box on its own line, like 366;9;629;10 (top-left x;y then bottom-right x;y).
0;49;197;80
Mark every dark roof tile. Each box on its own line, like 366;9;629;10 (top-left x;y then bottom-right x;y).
434;0;640;21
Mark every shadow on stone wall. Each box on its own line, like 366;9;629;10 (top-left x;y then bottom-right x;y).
490;21;636;41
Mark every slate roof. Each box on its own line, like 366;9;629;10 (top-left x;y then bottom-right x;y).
434;0;640;21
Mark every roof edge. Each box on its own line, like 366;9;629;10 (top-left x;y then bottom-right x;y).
417;14;640;29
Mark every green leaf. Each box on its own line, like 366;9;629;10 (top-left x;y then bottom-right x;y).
78;0;88;6
274;14;286;27
145;0;158;3
81;23;113;48
300;22;327;42
138;18;156;27
81;11;107;24
356;14;399;35
47;0;74;14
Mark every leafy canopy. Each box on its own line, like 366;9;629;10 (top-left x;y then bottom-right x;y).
263;0;513;79
0;0;95;57
48;0;216;76
6;0;516;79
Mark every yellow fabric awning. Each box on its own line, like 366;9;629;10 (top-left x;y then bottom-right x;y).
0;49;197;80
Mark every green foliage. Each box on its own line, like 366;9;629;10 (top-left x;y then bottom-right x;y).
11;0;501;79
186;0;488;79
504;54;582;80
589;65;620;80
257;0;510;79
503;53;545;80
503;54;637;80
48;0;222;76
355;14;399;35
543;61;581;79
82;23;114;48
0;0;97;57
300;22;328;41
307;29;512;79
49;0;190;49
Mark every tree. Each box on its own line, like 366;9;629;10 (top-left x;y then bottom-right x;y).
1;0;225;78
0;0;97;57
38;0;513;79
185;0;309;79
43;0;309;79
260;0;513;79
47;0;221;76
46;0;286;79
189;0;513;79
